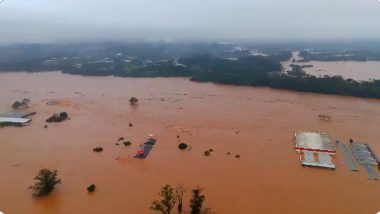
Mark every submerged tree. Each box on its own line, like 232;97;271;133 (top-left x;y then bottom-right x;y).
87;184;96;192
178;143;188;150
29;169;61;196
129;97;138;105
190;187;206;214
151;185;177;214
175;184;187;213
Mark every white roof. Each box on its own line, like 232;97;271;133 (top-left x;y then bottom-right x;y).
295;131;335;152
0;117;31;123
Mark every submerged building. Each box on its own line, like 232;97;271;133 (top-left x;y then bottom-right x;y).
0;111;34;127
295;131;336;169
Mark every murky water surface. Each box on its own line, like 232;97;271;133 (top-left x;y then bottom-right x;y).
0;72;380;214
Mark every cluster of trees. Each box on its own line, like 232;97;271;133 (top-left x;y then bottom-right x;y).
256;75;380;99
2;43;380;99
299;50;380;62
29;170;210;213
151;184;209;214
64;54;283;80
181;55;282;85
193;67;380;99
267;51;292;62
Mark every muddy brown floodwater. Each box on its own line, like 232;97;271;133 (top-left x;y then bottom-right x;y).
282;52;380;81
1;72;380;214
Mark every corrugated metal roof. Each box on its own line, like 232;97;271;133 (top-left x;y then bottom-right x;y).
0;117;31;123
0;111;31;118
295;131;335;152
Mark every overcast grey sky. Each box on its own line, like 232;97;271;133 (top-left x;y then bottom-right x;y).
0;0;379;44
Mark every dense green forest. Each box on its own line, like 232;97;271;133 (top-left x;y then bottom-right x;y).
1;43;380;99
299;50;380;62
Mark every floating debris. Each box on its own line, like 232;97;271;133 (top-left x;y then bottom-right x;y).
318;114;331;121
46;99;72;107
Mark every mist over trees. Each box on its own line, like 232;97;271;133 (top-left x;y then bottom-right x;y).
1;42;380;99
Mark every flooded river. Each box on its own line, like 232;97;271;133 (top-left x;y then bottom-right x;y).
283;52;380;81
0;72;380;214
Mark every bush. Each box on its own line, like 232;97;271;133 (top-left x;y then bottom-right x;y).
12;101;23;109
12;98;30;109
87;184;96;192
178;143;188;150
235;155;240;158
204;151;211;156
129;122;134;127
123;141;132;146
129;97;138;105
93;147;103;152
46;112;69;123
29;169;61;196
60;112;69;120
208;149;213;152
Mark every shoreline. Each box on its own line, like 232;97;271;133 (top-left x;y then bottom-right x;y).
2;70;380;101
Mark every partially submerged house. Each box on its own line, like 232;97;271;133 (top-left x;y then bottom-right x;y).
0;117;31;127
135;136;157;159
295;131;336;169
350;141;379;180
0;111;35;118
0;111;34;127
